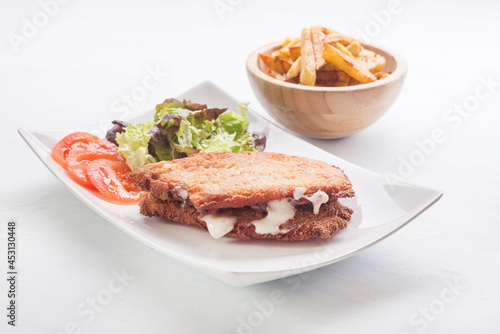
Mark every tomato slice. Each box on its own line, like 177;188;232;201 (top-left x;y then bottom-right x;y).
67;149;123;189
52;132;141;204
51;132;117;168
87;160;142;203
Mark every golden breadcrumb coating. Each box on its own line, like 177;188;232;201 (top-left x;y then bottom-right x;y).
131;151;354;213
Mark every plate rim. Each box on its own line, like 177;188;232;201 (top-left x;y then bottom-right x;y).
18;80;443;284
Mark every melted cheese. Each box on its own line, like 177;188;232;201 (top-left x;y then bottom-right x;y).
293;187;329;214
251;199;296;234
201;199;297;239
202;214;237;239
175;187;188;200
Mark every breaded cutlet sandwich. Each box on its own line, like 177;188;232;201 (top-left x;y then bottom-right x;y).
130;151;354;241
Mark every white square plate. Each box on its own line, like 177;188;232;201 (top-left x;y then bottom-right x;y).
19;81;442;287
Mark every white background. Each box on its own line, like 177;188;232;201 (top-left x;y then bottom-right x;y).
1;0;499;333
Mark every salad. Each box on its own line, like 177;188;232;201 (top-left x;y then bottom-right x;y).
106;98;266;170
51;98;266;203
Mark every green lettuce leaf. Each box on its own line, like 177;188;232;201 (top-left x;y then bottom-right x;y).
199;128;256;153
149;116;181;161
116;121;157;169
154;99;188;123
215;102;249;137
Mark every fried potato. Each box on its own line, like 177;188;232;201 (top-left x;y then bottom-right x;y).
281;58;292;73
347;77;361;86
322;44;376;83
315;71;337;86
315;71;350;87
265;68;276;78
347;41;361;57
319;62;337;71
336;42;354;58
322;27;359;46
259;53;283;74
275;73;286;81
259;25;389;87
259;53;291;75
264;69;286;81
374;72;390;80
299;28;316;86
323;34;341;45
286;57;301;79
289;45;301;61
281;36;295;47
285;76;300;84
311;25;325;69
335;70;351;86
277;50;290;59
320;70;350;87
356;48;386;73
323;34;354;46
277;38;300;59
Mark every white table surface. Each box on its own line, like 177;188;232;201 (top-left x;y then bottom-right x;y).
1;0;499;333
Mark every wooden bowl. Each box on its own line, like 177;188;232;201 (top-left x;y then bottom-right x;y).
246;41;407;138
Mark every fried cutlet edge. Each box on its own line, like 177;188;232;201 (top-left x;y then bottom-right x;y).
139;193;353;241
